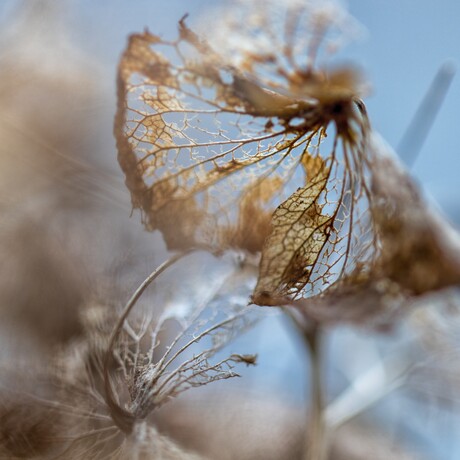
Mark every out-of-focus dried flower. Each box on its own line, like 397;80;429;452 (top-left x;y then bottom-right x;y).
0;0;126;353
157;392;421;460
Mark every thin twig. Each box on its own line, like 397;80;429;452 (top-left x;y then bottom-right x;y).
304;324;327;460
398;61;456;167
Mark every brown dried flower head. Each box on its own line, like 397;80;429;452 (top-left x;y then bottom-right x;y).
116;2;368;283
115;0;460;325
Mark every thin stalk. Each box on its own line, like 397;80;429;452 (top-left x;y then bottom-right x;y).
304;324;327;460
398;61;455;168
281;308;328;460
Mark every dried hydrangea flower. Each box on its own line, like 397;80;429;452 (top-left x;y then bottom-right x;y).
115;0;460;325
116;2;370;283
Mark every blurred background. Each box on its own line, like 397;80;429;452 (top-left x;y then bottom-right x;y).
0;1;459;459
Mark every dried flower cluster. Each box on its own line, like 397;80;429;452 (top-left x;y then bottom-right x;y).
115;0;460;326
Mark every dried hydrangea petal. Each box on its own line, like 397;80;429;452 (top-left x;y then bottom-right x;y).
294;135;460;326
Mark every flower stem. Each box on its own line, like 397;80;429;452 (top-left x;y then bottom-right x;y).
304;324;327;460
